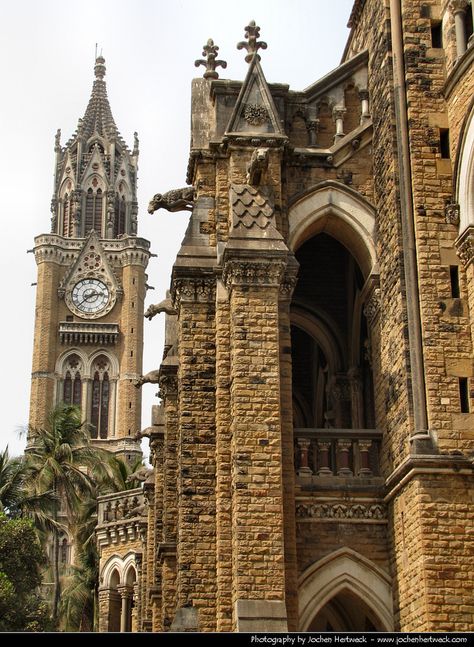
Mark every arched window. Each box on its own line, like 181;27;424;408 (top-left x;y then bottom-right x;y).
62;354;82;406
62;193;73;237
60;536;69;565
90;355;111;439
84;187;103;236
114;194;127;237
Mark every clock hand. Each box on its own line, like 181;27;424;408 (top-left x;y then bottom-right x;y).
78;290;99;306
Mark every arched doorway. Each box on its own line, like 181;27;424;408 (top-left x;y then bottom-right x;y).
299;549;393;632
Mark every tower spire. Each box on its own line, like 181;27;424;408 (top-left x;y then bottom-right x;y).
51;56;139;240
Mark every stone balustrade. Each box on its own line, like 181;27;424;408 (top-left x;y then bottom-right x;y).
294;428;382;478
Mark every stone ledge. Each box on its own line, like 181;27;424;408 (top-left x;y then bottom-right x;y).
235;599;288;632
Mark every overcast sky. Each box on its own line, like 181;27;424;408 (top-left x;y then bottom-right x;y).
0;0;354;456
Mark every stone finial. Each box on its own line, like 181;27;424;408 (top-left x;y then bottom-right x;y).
94;55;106;80
133;131;139;155
54;128;61;152
237;20;268;63
194;39;227;80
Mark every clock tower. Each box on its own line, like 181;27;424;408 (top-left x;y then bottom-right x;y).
29;56;150;462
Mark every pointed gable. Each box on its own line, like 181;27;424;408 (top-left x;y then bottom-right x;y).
59;231;122;318
226;56;286;138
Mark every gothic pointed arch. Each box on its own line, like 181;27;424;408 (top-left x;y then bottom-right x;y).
298;548;393;631
56;351;85;408
288;181;378;279
455;101;474;234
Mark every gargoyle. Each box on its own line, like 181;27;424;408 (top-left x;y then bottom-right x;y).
134;369;160;389
246;147;269;185
144;298;177;320
134;427;154;441
148;187;195;214
126;466;154;483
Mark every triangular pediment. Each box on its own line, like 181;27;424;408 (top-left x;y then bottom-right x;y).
80;145;109;188
59;231;122;318
226;57;285;137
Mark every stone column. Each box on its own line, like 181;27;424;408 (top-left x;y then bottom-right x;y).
333;107;346;142
215;278;233;632
278;265;299;631
117;585;133;632
337;439;353;476
224;256;288;631
172;275;217;631
358;439;373;476
450;0;469;57
296;438;312;475
158;367;179;632
317;440;333;476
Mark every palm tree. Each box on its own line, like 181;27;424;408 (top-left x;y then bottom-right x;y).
0;447;26;515
26;403;111;625
0;447;57;526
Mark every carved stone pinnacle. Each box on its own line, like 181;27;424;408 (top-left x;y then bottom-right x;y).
237;20;268;63
195;39;227;80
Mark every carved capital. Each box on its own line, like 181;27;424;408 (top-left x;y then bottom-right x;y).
450;0;469;14
158;374;178;401
333;107;347;121
456;227;474;266
223;258;286;290
445;202;460;225
171;276;215;308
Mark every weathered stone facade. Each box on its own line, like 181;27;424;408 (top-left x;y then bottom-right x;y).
94;2;474;633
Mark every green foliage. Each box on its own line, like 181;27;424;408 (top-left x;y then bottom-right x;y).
0;514;52;631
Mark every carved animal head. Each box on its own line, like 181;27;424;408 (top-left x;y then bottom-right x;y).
148;194;163;214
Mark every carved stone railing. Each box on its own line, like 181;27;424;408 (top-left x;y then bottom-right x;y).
96;488;147;548
294;428;382;478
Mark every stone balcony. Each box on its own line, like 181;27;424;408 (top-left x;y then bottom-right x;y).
96;488;147;549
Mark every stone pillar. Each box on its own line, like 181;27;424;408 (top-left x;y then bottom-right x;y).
306;119;319;147
173;275;217;631
296;438;312;475
450;0;469;57
358;439;373;476
278;266;299;631
98;587;121;632
317;440;333;476
224;255;289;631
333;107;346;142
337;439;353;476
158;365;178;632
118;585;133;632
215;279;233;631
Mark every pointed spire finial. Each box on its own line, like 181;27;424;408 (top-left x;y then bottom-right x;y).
195;38;227;80
237;20;267;63
94;55;106;80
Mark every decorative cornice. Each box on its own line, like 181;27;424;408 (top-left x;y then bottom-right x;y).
384;454;473;503
296;500;386;522
223;258;286;290
455;225;474;266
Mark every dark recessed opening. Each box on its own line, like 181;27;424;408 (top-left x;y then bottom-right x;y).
66;315;73;322
459;377;470;413
450;265;460;298
466;8;473;43
431;21;442;48
440;128;450;159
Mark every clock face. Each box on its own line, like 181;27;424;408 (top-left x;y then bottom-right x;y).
71;278;110;314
